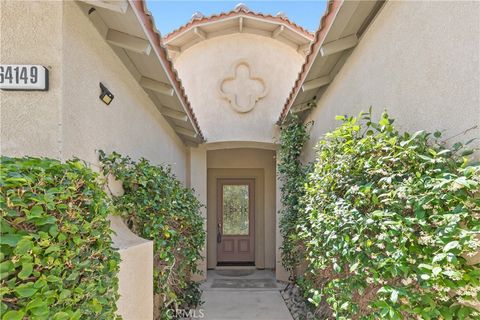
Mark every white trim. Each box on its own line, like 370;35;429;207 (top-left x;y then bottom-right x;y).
161;107;188;122
106;29;152;55
175;126;198;138
139;77;174;96
301;75;331;92
320;34;358;57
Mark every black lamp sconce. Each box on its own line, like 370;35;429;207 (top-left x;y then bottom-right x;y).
99;82;114;105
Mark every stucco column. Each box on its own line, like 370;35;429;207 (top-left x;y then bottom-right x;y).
109;216;153;320
189;146;208;281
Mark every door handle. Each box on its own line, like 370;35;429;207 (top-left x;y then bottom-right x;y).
217;223;222;243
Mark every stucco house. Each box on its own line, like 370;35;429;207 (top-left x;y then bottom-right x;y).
1;0;478;319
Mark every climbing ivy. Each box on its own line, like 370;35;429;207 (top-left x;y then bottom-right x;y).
278;114;312;277
98;151;205;319
0;157;121;320
297;111;480;319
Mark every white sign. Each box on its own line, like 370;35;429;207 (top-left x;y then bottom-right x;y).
0;64;48;91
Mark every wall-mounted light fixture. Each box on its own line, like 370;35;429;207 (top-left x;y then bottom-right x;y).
99;82;114;105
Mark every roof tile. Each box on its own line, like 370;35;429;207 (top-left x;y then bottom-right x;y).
164;5;315;42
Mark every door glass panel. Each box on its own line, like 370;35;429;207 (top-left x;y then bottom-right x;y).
222;184;249;235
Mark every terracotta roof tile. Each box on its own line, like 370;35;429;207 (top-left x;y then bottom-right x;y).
164;5;315;42
277;0;343;124
131;0;205;142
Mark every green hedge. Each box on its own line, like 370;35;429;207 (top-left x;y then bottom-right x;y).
296;111;480;319
99;151;205;318
0;157;120;320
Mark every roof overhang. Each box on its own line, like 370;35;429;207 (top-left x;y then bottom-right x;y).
77;0;205;146
278;0;385;124
163;5;315;59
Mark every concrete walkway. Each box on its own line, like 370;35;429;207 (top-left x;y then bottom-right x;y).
200;269;293;320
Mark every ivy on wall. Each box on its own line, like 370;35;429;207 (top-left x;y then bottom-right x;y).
99;151;205;319
0;157;121;320
277;114;312;277
296;111;480;319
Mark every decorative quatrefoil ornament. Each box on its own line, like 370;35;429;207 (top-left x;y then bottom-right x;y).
219;60;268;113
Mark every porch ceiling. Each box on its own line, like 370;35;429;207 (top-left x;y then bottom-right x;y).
163;4;315;59
278;0;386;124
77;0;205;146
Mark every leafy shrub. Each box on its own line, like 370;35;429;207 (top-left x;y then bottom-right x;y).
0;157;120;320
99;151;205;319
278;114;312;277
297;111;480;319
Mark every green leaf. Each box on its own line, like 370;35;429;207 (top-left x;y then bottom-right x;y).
52;312;70;320
432;267;442;276
59;289;71;300
27;298;49;316
443;270;461;279
17;263;33;280
390;289;399;304
0;234;23;247
349;262;359;273
44;245;61;254
28;205;44;217
420;274;430;280
14;283;37;297
49;225;59;238
433;253;446;263
46;275;61;283
26;298;45;311
14;238;33;255
91;299;102;313
0;261;14;274
2;310;25;320
31;216;56;226
443;241;459;252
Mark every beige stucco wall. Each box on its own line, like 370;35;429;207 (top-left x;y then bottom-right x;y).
303;0;480;161
0;0;63;158
206;148;276;269
173;34;305;144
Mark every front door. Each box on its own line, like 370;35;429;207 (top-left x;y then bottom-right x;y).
217;179;255;264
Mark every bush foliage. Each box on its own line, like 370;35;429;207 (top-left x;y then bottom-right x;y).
0;157;120;320
296;111;480;319
99;151;205;319
278;114;311;276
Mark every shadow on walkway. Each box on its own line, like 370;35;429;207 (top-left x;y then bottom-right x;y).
199;269;292;320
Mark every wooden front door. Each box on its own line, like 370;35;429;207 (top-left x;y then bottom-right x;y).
217;179;255;264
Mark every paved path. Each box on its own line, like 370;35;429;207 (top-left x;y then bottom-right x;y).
200;270;293;320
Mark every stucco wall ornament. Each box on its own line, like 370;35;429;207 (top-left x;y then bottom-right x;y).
219;60;269;113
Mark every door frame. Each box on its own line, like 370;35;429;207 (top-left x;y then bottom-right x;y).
216;178;255;264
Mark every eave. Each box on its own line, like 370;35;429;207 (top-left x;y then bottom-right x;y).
77;0;205;146
278;0;385;124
